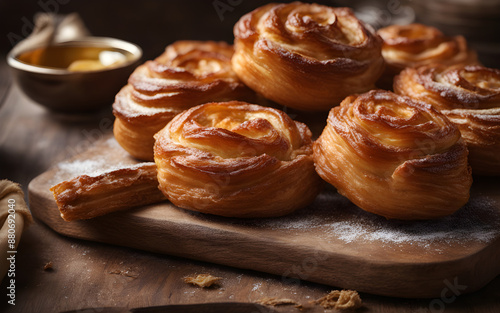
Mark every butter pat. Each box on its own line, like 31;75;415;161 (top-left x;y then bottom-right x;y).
67;50;127;72
67;59;107;71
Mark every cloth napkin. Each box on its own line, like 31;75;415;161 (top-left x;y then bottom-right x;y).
10;12;91;56
0;180;33;282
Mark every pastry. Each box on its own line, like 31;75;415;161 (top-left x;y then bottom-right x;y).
232;2;384;111
313;90;472;220
50;162;166;221
113;40;256;161
377;23;478;89
394;64;500;175
153;101;323;218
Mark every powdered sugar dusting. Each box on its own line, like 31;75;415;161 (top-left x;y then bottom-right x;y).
57;158;111;177
232;191;500;247
55;159;150;180
50;137;142;184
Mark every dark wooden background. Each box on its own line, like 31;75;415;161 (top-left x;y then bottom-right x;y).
1;0;499;66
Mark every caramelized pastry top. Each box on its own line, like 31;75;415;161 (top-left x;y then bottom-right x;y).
155;101;312;162
330;90;461;167
395;64;500;110
232;2;384;110
235;2;381;63
377;23;477;71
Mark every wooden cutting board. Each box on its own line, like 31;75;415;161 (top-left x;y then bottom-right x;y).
28;135;500;299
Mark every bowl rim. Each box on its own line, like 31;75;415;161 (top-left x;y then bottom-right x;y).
6;36;143;75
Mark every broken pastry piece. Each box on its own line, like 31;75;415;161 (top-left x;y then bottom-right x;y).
50;162;166;221
312;290;362;310
183;274;222;288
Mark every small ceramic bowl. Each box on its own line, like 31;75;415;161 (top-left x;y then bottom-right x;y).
7;37;142;113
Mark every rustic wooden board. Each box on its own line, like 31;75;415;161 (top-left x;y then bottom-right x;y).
28;135;500;298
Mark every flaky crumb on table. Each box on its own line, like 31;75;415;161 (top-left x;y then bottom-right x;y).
312;290;362;310
108;268;139;278
43;261;53;271
256;297;302;308
183;273;222;288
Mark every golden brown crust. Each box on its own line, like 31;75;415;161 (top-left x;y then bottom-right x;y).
113;40;256;161
394;64;500;175
50;163;166;221
232;2;384;111
313;90;472;220
153;101;323;218
377;23;478;88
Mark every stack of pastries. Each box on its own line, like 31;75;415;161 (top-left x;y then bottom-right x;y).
51;2;498;222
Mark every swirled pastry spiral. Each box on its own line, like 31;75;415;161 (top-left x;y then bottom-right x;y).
153;101;323;218
113;40;256;161
313;90;472;220
232;2;384;111
394;64;500;175
377;23;478;88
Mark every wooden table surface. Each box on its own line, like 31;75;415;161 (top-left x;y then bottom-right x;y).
0;55;499;313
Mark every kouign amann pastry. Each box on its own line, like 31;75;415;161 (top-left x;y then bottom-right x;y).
313;90;472;220
232;2;384;111
394;64;500;175
113;40;256;161
154;101;323;218
377;23;478;88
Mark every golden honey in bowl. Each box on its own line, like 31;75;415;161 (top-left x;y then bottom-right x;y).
16;45;132;72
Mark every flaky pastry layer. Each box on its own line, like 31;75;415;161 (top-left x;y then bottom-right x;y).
50;163;166;221
113;41;256;161
232;2;384;111
154;101;323;218
313;90;472;220
394;64;500;175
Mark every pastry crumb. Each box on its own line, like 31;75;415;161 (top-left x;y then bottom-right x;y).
257;297;303;309
43;261;53;271
312;290;362;310
108;268;139;278
183;274;222;288
256;297;301;307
